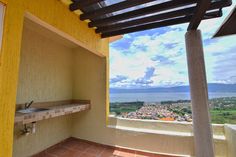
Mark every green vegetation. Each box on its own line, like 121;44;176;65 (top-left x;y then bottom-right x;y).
110;101;144;115
169;107;192;116
110;97;236;124
210;109;236;124
209;97;236;124
161;100;190;105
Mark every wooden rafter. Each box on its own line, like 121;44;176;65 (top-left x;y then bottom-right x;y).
80;0;158;21
66;0;232;38
187;0;211;30
70;0;104;11
101;10;221;38
101;16;192;38
88;0;196;28
96;0;225;34
96;8;194;33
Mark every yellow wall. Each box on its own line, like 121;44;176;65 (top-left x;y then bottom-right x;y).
0;0;108;156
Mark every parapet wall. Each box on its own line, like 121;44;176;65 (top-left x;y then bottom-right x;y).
108;116;227;157
225;125;236;157
71;45;234;157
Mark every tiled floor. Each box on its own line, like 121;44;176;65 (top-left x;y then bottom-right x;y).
33;138;177;157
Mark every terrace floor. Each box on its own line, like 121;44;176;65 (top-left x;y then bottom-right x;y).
33;137;177;157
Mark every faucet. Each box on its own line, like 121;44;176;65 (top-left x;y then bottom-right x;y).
24;100;34;109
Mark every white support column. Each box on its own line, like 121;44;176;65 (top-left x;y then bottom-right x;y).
185;30;215;157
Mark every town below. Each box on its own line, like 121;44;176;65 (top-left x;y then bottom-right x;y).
110;97;236;124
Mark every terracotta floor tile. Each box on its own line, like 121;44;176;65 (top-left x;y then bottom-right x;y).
63;140;79;146
113;149;122;156
62;140;81;150
100;148;118;157
67;141;91;152
59;149;82;157
46;146;68;156
79;152;97;157
32;151;57;157
153;155;177;157
32;138;177;157
135;151;155;157
85;144;105;155
115;149;135;157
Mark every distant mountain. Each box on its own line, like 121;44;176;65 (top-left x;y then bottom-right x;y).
110;83;236;93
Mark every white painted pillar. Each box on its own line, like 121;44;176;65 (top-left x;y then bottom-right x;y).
185;30;215;157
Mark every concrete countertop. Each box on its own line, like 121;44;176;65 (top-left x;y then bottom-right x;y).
15;103;91;124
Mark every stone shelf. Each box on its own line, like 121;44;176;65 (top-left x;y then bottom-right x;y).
15;102;91;124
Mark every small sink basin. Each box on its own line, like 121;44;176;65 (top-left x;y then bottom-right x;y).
17;108;49;114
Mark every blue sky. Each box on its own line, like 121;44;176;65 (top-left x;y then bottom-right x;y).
109;1;236;89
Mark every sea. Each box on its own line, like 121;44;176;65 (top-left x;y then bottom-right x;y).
110;92;236;103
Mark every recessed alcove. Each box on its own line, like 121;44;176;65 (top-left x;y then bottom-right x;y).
13;16;95;157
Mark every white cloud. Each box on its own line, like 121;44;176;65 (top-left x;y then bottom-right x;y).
110;27;189;88
109;0;236;88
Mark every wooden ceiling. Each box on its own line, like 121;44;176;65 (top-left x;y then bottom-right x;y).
69;0;232;38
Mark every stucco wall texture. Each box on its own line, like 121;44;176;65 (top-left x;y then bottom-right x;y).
0;0;108;156
14;22;73;157
16;23;73;104
225;125;236;157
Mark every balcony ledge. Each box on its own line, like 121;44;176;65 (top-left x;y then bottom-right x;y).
108;116;226;142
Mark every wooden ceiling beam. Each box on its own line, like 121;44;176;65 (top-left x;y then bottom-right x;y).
101;11;222;38
88;0;197;28
80;0;158;21
69;0;104;11
101;16;192;38
97;8;194;33
187;0;211;30
209;0;232;9
96;0;227;34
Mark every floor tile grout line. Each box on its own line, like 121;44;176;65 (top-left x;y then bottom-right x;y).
33;138;176;157
96;147;106;157
83;143;95;154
